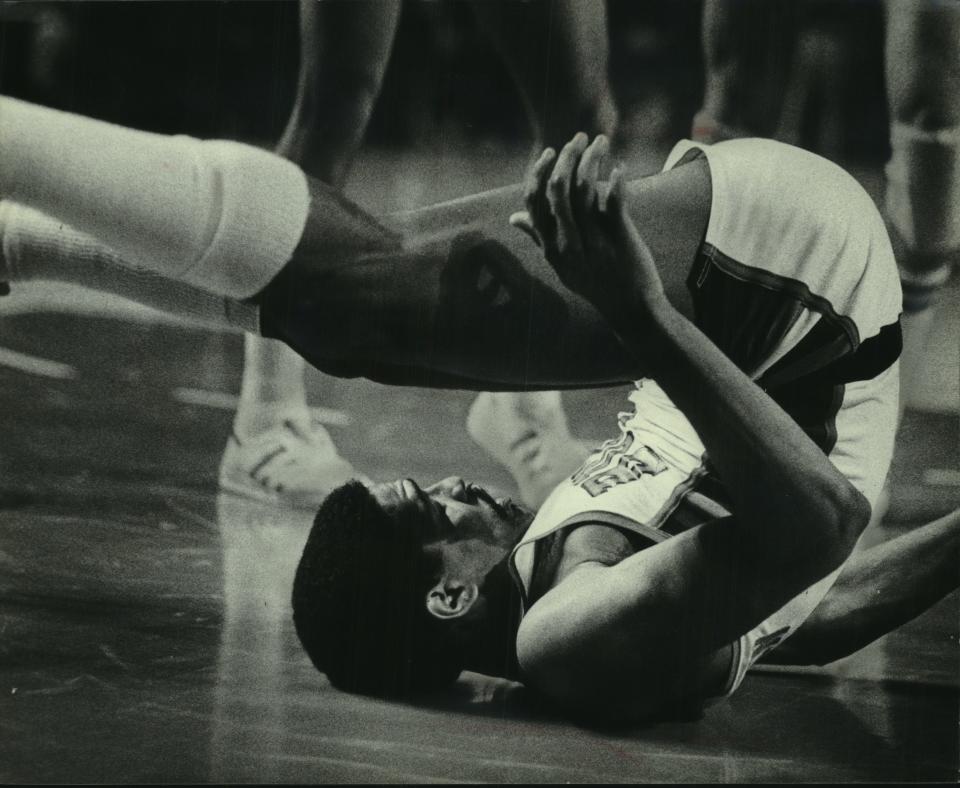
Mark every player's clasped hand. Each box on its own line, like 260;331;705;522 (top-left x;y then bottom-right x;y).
509;132;666;326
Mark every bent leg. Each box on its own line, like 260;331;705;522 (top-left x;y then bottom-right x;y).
259;189;636;389
0;201;257;331
0;96;393;299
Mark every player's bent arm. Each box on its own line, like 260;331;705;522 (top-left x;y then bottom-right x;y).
762;508;960;666
627;300;871;572
517;515;787;721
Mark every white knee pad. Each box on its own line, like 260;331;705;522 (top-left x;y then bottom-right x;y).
0;200;259;331
0;97;310;299
885;121;960;261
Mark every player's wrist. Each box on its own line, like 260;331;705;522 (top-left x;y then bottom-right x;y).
601;290;676;365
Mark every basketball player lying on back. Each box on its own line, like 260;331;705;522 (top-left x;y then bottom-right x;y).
290;136;958;720
0;99;955;720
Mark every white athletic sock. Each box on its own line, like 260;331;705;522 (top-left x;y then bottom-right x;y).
0;96;310;298
233;335;310;438
0;201;259;331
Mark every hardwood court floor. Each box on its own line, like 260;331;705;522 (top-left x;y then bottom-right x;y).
1;146;958;783
1;300;957;784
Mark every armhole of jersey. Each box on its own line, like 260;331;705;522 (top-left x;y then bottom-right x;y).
509;511;670;611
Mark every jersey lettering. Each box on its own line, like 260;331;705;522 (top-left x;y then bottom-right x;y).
570;431;667;497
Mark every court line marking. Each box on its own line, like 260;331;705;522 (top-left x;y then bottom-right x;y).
171;387;353;426
0;346;77;380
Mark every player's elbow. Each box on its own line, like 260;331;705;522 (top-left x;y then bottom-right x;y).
821;480;872;561
517;611;631;722
516;612;679;725
518;644;650;725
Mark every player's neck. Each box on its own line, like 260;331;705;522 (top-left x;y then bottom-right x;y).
458;557;524;680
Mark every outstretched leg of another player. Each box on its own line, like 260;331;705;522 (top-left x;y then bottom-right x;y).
0;98;713;392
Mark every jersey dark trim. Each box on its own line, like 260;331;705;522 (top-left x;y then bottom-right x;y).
520;510;668;610
655;243;904;539
687;243;901;454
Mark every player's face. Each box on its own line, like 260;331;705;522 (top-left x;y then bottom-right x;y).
369;476;532;550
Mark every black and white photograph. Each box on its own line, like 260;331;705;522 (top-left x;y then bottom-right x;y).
0;0;957;782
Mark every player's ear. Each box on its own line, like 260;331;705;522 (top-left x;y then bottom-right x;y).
425;577;479;619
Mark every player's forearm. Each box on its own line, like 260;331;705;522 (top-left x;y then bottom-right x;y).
612;297;869;567
771;508;960;666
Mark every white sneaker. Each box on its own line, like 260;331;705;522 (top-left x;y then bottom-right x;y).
219;418;368;510
466;392;593;509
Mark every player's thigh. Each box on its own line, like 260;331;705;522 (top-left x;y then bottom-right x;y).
304;0;399;92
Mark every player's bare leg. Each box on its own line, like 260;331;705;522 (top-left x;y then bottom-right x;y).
884;0;960;408
224;0;399;508
0;99;712;393
258;146;708;391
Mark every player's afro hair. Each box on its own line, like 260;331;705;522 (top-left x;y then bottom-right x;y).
292;480;465;697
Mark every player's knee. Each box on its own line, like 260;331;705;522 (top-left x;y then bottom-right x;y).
885;118;960;280
831;484;872;560
889;75;960;133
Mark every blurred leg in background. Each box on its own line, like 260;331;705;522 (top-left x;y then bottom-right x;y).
470;0;617;152
884;0;960;406
693;0;800;143
222;0;400;508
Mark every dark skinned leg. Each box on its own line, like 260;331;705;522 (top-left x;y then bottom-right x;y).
257;159;710;391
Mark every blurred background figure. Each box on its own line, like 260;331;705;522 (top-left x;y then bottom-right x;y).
693;0;800;143
693;0;958;420
223;0;620;510
883;0;960;403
